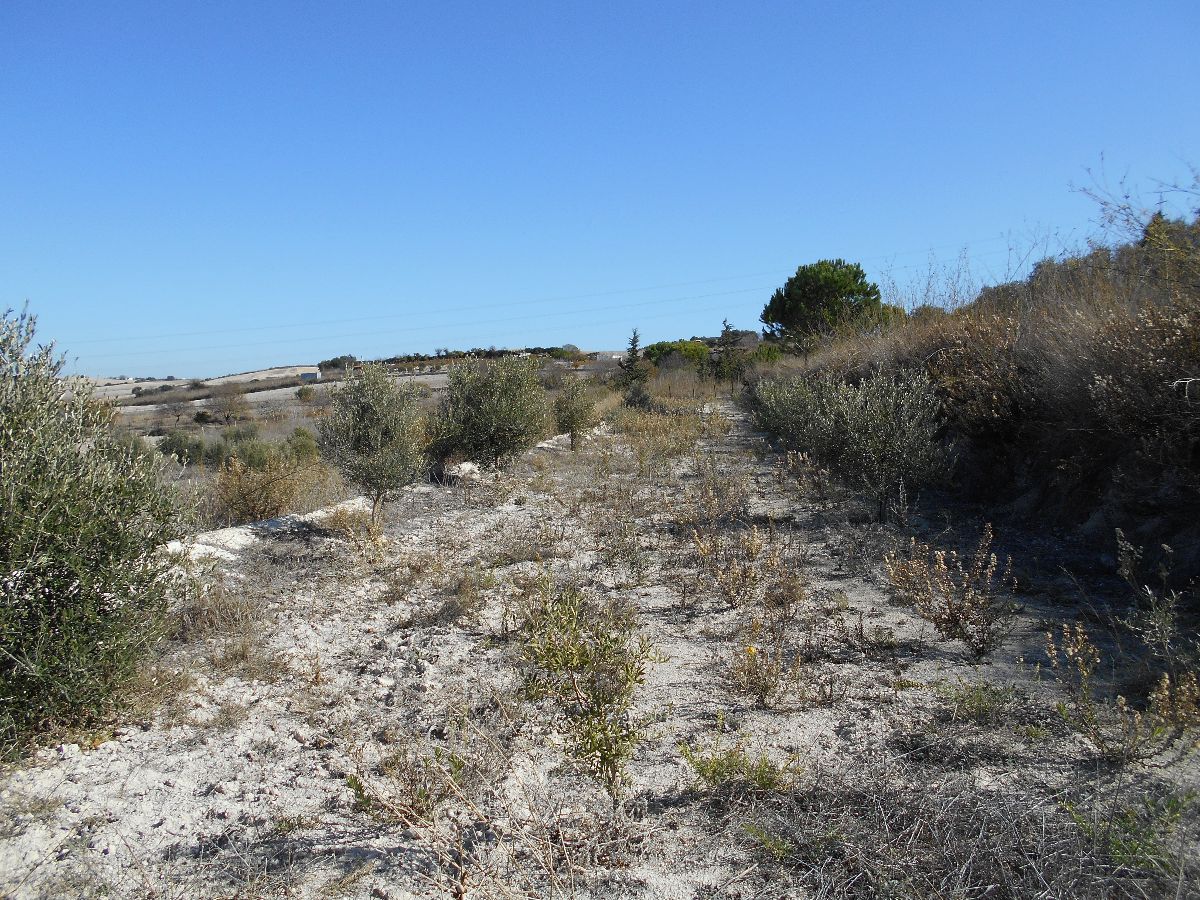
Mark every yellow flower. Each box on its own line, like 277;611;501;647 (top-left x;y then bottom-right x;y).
745;646;757;656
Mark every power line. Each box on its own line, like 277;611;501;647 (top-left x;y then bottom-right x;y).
65;270;781;346
73;284;776;362
60;236;1016;347
126;301;748;374
72;244;1023;364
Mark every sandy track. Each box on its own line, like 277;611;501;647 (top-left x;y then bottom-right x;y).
3;406;1195;898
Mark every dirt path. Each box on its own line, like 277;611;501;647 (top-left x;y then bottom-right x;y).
3;404;1195;899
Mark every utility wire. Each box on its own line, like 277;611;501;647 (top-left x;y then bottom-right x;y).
74;284;776;362
62;236;1015;347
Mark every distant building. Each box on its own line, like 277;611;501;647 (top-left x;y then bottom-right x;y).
300;371;321;382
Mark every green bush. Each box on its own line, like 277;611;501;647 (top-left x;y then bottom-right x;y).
160;429;205;464
753;369;948;518
162;423;319;474
319;363;428;523
643;339;710;368
285;426;320;461
1;309;184;748
221;423;260;444
225;438;273;470
432;356;549;467
554;379;596;451
159;422;278;471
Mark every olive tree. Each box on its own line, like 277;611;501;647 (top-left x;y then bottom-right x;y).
318;363;428;525
1;308;184;748
554;378;597;451
432;356;549;467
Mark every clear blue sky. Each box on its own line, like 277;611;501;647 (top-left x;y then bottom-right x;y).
3;1;1197;378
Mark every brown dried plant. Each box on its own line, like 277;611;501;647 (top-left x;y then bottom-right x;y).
884;523;1015;657
691;524;783;607
1046;623;1199;763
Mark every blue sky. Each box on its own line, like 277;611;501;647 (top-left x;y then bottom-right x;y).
3;1;1197;377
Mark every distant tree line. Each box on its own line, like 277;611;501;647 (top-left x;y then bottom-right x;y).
318;344;588;372
638;320;782;388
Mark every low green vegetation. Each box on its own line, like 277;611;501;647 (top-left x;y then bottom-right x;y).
159;422;292;469
680;726;800;795
431;356;550;467
1;309;184;750
518;576;655;806
753;369;947;520
318;363;428;525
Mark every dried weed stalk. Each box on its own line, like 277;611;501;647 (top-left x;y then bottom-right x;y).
885;523;1015;657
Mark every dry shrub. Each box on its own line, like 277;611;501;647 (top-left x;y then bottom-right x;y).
729;569;839;708
732;758;1195;899
488;519;566;567
884;523;1015;657
209;634;280;682
320;506;388;566
700;405;733;440
679;452;751;530
757;205;1200;570
612;405;703;477
649;367;722;401
924;300;1200;498
731;628;797;708
1047;622;1200;763
690;525;782;607
171;569;256;642
213;456;311;524
383;545;449;599
404;566;497;628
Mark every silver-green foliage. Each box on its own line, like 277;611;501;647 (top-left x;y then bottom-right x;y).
434;356;549;467
753;369;948;517
1;309;183;747
318;363;427;522
553;378;595;451
520;578;653;805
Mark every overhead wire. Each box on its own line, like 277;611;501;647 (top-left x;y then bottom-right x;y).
67;238;1022;369
62;235;1016;348
73;283;777;361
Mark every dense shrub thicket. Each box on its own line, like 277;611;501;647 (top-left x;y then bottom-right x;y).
753;370;948;519
752;205;1200;574
1;310;184;748
431;356;549;467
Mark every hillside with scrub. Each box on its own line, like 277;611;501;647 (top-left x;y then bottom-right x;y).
2;187;1199;898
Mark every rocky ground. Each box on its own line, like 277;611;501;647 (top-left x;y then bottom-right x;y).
2;404;1196;899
